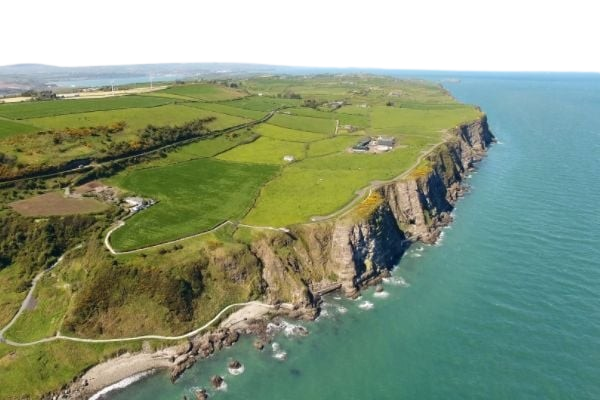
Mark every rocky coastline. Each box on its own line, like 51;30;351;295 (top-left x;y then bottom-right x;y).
54;115;494;400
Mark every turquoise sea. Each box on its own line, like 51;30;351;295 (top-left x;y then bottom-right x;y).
106;73;600;400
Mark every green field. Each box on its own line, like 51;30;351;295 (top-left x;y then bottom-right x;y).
0;95;172;119
217;136;307;165
183;101;267;120
107;158;278;251
255;124;327;142
269;113;336;134
227;96;302;111
0;118;40;139
157;83;247;101
25;104;250;134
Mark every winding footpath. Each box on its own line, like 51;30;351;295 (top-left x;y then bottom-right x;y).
0;255;66;341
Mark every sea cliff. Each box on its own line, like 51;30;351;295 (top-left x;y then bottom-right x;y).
252;115;494;303
61;115;494;400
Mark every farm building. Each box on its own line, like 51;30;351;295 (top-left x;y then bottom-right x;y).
376;136;395;147
352;137;371;153
283;155;295;162
124;197;144;207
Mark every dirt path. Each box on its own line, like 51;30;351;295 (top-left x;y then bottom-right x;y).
3;301;274;347
0;255;65;341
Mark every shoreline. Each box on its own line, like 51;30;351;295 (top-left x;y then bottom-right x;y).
64;302;306;399
56;116;494;400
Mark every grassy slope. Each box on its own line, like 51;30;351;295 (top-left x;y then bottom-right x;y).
157;84;246;101
107;158;278;251
0;118;40;139
0;95;172;120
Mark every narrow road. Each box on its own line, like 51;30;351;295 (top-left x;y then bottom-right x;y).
4;301;274;347
105;219;290;255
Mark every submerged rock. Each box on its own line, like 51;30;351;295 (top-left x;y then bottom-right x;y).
210;375;224;389
253;339;265;350
194;388;209;400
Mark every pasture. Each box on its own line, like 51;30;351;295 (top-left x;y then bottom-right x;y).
107;158;277;251
216;136;306;165
157;83;246;101
0;95;171;120
0;118;39;139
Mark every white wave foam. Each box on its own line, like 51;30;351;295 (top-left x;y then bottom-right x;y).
89;370;154;400
228;364;245;375
358;301;374;310
271;343;288;360
216;381;228;391
336;306;348;314
333;295;342;300
383;276;409;287
267;320;307;336
373;291;390;298
434;231;446;246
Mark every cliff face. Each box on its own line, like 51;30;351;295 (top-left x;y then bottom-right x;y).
251;116;494;302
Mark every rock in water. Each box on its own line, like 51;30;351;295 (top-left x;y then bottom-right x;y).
210;375;224;389
228;360;242;369
375;285;384;293
194;388;208;400
253;339;265;350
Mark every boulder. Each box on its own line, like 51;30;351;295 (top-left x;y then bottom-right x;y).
253;339;265;350
194;389;208;400
210;375;224;389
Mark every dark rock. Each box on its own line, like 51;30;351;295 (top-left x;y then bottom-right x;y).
253;339;265;350
194;388;209;400
223;330;240;347
228;360;242;369
210;375;224;389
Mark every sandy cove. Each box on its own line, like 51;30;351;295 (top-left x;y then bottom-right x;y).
59;302;310;400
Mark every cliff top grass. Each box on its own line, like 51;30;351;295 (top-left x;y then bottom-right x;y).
0;74;484;399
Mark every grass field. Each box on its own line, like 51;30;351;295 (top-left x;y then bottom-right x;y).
217;136;306;165
269;113;336;134
10;192;109;217
254;124;327;142
157;83;246;101
107;158;278;251
25;104;250;134
227;96;302;111
0;118;40;139
183;101;266;120
0;95;172;120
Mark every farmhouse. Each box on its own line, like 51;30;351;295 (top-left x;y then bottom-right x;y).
352;137;371;153
124;196;155;213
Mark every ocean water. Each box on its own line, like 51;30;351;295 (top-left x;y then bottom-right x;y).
106;73;600;400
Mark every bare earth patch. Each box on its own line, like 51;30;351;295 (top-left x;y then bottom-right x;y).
10;192;108;217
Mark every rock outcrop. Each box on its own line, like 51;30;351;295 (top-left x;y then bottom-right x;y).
251;115;494;299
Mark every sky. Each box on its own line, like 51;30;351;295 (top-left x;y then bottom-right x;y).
0;61;600;71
